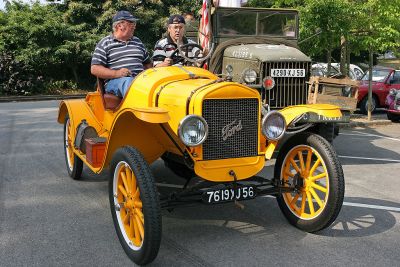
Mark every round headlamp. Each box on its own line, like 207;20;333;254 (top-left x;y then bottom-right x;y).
178;115;208;147
262;111;286;140
243;69;257;83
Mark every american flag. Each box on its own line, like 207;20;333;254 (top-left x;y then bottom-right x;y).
199;0;210;52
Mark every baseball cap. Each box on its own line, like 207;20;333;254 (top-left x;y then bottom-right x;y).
112;10;138;23
168;14;186;25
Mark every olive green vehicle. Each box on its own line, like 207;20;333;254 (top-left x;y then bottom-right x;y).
204;7;311;108
186;6;343;141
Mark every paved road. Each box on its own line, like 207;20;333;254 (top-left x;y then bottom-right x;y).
0;101;399;266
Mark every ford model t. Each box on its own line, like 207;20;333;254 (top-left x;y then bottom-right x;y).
58;58;346;264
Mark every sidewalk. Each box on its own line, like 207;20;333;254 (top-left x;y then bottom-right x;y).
344;111;391;128
0;94;392;128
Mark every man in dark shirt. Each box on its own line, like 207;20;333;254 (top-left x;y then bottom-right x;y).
91;10;152;97
152;15;200;67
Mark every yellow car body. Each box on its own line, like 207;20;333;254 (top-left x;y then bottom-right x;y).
57;66;345;265
58;66;342;181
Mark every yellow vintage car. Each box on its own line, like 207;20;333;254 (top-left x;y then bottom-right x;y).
57;64;346;265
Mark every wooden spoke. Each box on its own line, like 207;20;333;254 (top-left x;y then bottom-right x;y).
135;215;145;239
306;191;315;215
121;172;129;193
289;158;301;173
290;193;300;207
133;216;140;245
300;192;306;215
134;200;142;209
309;158;321;176
310;172;326;182
135;208;144;224
297;151;306;173
118;185;128;197
305;149;312;173
311;182;328;193
309;187;323;208
130;215;135;240
123;213;130;224
125;167;131;190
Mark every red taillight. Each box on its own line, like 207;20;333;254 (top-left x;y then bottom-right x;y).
263;76;275;90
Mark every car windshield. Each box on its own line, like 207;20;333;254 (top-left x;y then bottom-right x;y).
216;10;298;38
362;69;391;82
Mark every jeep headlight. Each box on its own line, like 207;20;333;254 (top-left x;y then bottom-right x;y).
178;115;208;146
262;111;286;140
243;69;257;83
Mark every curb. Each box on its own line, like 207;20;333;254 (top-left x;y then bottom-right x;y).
339;119;391;128
0;94;86;102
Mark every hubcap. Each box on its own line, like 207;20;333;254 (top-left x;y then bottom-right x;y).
113;161;144;250
281;145;329;220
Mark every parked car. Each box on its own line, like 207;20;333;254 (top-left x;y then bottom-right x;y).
311;63;364;80
358;66;400;114
57;54;347;264
385;88;400;122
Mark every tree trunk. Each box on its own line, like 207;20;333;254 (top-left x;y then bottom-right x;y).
71;66;79;85
368;48;373;121
340;36;346;75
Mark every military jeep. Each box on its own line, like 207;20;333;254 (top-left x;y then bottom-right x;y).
204;7;311;109
186;7;341;141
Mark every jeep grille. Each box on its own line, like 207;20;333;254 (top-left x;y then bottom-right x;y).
202;98;259;160
264;62;311;108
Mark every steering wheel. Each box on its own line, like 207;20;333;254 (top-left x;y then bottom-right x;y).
169;42;214;66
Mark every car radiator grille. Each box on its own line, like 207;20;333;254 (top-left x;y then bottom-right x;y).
265;62;311;108
202;98;259;160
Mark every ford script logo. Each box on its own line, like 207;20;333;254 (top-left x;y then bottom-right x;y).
222;119;243;141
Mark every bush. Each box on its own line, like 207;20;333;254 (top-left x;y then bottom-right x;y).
0;52;45;96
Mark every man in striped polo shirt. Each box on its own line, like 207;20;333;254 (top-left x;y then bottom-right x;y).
91;10;152;97
152;15;200;67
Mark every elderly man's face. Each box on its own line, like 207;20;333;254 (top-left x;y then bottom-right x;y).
117;20;136;38
168;23;185;42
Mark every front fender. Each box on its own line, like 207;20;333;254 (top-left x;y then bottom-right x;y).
279;104;346;125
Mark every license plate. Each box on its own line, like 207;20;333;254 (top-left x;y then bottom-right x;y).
271;69;305;77
202;186;256;204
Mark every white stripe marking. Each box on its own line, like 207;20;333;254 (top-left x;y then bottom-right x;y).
338;155;400;163
341;132;400;142
342;202;400;212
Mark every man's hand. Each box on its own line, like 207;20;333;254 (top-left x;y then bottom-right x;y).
155;58;173;67
115;68;132;78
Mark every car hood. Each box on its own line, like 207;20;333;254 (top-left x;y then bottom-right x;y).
224;44;311;62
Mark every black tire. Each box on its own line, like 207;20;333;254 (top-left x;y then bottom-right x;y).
359;96;377;114
387;112;400;122
275;132;345;232
109;146;161;265
63;116;83;180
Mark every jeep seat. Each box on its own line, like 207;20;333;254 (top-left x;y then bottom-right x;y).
97;78;122;110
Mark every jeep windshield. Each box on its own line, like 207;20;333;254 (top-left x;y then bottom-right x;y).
215;9;298;38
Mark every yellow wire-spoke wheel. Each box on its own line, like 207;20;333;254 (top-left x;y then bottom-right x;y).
115;161;144;248
110;146;161;265
282;145;329;220
275;132;344;233
63;116;82;179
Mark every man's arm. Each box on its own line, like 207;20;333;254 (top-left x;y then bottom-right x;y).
91;64;131;79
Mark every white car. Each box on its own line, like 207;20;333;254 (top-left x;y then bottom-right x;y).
311;63;364;80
